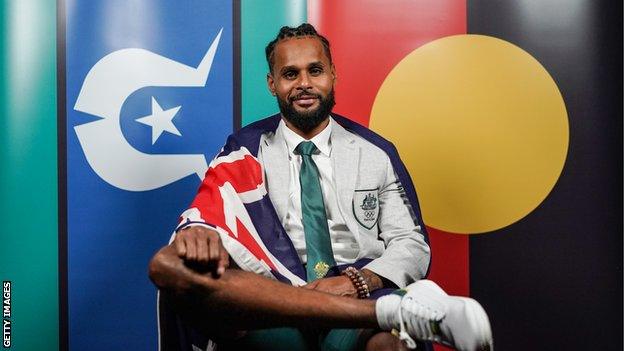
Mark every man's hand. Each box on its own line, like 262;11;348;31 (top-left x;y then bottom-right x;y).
148;245;196;292
173;226;229;277
302;276;358;298
302;269;386;298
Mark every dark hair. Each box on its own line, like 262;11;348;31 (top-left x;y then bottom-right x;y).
265;23;332;73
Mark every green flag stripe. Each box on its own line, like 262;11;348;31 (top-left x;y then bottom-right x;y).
0;1;59;350
240;0;307;126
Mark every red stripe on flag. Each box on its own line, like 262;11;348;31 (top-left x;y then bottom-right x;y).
426;226;470;296
210;155;264;194
309;7;470;350
309;0;466;125
190;154;277;270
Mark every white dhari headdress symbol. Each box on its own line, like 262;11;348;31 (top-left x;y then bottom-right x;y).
74;29;223;191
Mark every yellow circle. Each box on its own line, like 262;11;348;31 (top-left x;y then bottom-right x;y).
370;35;568;234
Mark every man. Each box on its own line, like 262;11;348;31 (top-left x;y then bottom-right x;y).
149;24;492;351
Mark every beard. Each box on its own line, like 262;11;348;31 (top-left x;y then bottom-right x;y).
277;89;336;133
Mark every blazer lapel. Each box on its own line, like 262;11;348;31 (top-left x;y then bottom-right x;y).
331;121;361;240
260;126;290;222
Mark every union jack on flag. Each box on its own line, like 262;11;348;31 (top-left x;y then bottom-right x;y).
175;142;307;285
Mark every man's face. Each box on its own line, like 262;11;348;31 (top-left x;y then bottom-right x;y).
267;36;336;133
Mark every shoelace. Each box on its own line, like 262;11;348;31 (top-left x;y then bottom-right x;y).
397;296;445;349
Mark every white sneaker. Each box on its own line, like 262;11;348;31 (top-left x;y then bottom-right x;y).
376;280;493;351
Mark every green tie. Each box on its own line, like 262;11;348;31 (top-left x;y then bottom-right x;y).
296;141;336;282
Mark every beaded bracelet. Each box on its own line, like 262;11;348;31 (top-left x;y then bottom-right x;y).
342;266;371;299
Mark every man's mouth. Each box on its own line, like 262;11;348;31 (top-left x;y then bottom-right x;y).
291;93;320;108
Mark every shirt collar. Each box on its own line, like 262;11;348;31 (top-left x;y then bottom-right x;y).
280;116;333;157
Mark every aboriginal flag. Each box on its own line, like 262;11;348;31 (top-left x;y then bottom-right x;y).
309;1;622;350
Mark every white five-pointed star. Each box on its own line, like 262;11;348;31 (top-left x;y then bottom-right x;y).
136;97;182;144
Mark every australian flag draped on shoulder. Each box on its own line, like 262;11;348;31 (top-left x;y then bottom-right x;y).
173;113;428;285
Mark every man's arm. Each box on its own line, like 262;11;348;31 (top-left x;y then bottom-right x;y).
363;155;431;288
149;243;378;332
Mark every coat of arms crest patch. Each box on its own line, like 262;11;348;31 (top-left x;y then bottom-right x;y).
353;189;379;229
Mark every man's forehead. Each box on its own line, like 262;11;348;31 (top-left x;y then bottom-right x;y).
273;37;330;67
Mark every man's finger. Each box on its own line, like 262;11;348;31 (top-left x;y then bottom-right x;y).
185;234;197;261
217;249;229;276
174;235;186;257
208;233;220;262
302;281;318;290
196;235;209;264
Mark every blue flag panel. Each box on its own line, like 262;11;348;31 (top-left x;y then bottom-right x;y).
66;1;233;349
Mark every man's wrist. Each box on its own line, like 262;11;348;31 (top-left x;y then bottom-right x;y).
341;267;370;298
361;269;384;291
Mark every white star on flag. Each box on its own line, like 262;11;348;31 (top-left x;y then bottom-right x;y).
136;97;182;144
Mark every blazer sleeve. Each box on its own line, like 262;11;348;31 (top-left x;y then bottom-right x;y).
363;155;431;288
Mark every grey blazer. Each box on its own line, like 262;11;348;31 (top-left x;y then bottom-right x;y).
258;118;430;288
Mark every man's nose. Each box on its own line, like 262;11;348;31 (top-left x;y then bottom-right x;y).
297;72;311;89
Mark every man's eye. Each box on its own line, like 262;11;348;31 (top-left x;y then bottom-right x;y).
284;71;297;79
310;68;323;76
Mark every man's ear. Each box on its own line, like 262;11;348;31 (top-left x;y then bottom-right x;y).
267;73;276;96
331;64;337;85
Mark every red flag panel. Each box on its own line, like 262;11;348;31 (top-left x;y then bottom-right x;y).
308;1;470;313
